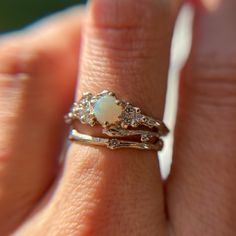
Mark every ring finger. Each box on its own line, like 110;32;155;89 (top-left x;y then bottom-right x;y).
16;0;181;235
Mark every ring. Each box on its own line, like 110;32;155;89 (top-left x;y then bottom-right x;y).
65;90;169;151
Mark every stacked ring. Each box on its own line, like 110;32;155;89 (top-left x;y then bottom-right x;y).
65;90;169;151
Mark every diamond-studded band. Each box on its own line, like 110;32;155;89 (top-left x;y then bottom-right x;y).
69;129;164;151
65;90;169;151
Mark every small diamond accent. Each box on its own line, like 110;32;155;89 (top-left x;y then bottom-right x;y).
66;93;97;126
77;94;97;126
108;139;120;149
120;104;142;128
141;135;151;143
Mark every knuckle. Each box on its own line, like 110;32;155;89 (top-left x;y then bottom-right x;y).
86;0;172;58
81;0;172;100
79;0;174;116
182;56;236;107
0;36;45;75
81;29;157;81
90;0;169;29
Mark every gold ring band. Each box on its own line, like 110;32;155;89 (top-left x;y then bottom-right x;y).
69;129;164;151
65;90;169;151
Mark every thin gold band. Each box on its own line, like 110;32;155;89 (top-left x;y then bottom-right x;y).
69;129;163;151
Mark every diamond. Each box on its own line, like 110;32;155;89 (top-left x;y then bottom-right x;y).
125;107;135;113
108;139;120;149
75;94;96;126
141;135;151;143
120;104;142;128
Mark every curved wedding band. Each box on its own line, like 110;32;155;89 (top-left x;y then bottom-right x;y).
65;90;169;151
69;130;164;151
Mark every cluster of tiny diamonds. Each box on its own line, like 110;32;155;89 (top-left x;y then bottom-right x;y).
107;139;120;149
65;93;96;126
119;104;144;128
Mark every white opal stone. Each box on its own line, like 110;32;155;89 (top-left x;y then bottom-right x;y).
94;95;122;124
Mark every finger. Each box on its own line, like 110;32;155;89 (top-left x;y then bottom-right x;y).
15;0;181;235
0;7;84;235
167;0;236;235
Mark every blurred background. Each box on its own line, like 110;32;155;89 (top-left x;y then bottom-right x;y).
0;0;86;33
0;0;193;178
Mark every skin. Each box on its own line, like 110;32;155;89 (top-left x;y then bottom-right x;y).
0;0;235;235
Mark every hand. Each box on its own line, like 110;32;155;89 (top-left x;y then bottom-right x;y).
0;0;235;235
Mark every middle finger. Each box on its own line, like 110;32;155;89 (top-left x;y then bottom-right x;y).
167;0;236;235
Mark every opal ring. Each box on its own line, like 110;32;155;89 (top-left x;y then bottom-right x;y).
65;90;169;151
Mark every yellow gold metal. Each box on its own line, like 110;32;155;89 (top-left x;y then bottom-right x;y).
65;90;169;151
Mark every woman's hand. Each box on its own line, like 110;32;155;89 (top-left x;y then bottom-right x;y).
0;0;235;235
